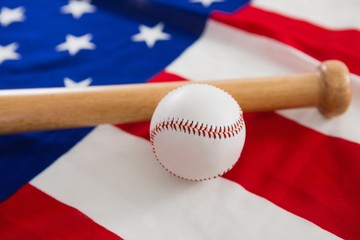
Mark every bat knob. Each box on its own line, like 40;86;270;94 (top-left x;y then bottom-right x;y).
318;60;352;118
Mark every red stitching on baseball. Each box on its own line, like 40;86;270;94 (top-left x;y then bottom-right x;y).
150;114;244;142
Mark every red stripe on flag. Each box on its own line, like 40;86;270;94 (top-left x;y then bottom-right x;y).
212;5;360;75
148;71;187;83
223;112;360;239
116;121;150;140
0;184;122;240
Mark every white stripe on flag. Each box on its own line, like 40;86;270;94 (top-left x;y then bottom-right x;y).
166;21;316;81
166;20;360;144
31;125;339;240
252;0;360;30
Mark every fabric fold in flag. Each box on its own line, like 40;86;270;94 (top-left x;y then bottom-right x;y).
30;125;340;240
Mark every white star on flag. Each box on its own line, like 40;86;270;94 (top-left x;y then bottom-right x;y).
189;0;224;8
64;77;92;88
0;7;25;27
56;34;96;56
131;22;171;48
60;0;96;19
0;43;21;65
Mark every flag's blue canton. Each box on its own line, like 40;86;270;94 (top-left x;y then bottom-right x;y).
0;0;249;201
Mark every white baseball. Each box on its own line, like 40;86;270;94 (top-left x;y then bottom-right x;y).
150;84;246;181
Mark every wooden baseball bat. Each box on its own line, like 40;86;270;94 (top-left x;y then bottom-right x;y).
0;60;351;135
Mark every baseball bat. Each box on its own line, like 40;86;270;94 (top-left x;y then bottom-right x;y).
0;60;351;135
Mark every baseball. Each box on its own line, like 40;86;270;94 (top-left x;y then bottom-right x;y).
150;84;246;181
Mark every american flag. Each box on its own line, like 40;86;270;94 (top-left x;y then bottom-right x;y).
0;0;359;239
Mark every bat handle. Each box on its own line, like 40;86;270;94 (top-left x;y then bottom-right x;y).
317;60;352;117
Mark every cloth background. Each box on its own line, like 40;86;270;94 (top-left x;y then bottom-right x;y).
0;0;359;239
